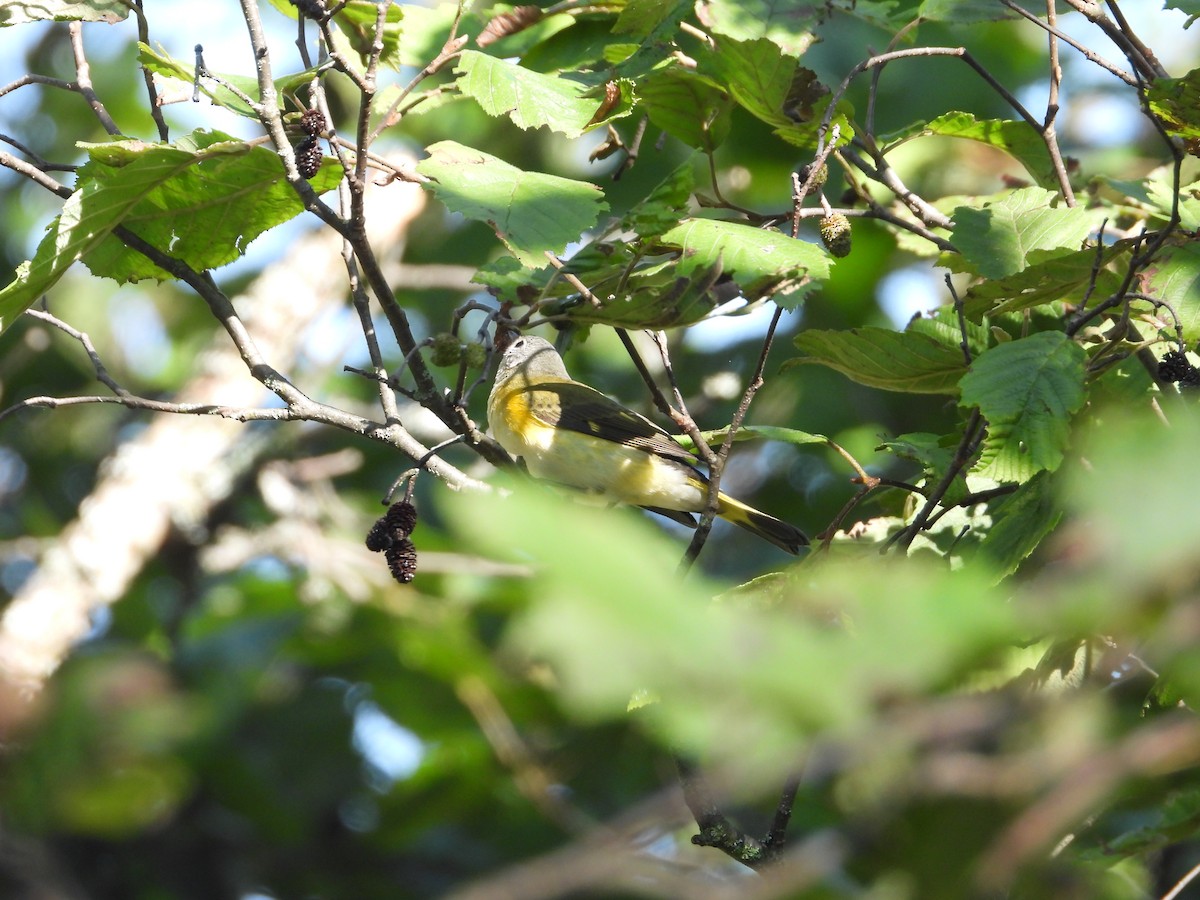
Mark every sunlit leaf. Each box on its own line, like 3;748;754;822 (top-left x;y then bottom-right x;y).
455;50;633;137
960;332;1086;483
417;141;607;265
925;111;1057;189
0;0;128;25
659;218;830;307
951;187;1094;279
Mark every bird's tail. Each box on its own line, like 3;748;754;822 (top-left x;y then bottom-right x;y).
716;493;808;555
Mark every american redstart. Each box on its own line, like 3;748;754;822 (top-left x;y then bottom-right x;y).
487;335;808;554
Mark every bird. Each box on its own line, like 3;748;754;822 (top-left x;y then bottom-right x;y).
486;335;808;554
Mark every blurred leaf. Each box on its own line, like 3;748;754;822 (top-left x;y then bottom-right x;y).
790;326;968;393
960;332;1086;483
455;50;634;137
919;0;1017;21
1066;407;1200;588
1164;0;1200;14
951;187;1094;279
925;111;1057;189
417;141;607;265
0;0;128;25
443;482;1021;778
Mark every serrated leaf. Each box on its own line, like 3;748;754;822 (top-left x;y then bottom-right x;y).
964;243;1127;318
1143;242;1200;343
659;219;830;307
951;187;1093;279
925;112;1057;189
1;130;338;334
959;332;1086;483
1;0;128;25
703;36;853;148
978;472;1061;581
789;327;967;394
78;132;342;283
696;0;821;57
417;141;607;265
455;50;633;137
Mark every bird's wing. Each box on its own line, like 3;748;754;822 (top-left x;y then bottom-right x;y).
526;382;700;467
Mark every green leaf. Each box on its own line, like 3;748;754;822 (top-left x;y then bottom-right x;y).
615;0;691;36
878;432;969;506
455;50;633;137
951;187;1094;279
619;161;697;238
1165;0;1200;14
959;332;1086;483
789;327;968;394
443;483;1018;773
1;130;339;333
1146;173;1200;230
77;132;343;283
539;255;736;329
1147;68;1200;141
416;141;607;265
658;219;830;307
918;0;1016;21
638;70;733;150
702;36;852;148
697;0;821;56
1144;242;1200;344
694;425;830;448
963;243;1127;318
333;0;404;67
977;472;1061;581
139;43;280;118
0;0;128;25
925;112;1057;189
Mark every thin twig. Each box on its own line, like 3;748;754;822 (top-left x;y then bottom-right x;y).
23;310;130;397
999;0;1136;86
128;0;169;141
68;23;120;135
681;306;784;569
